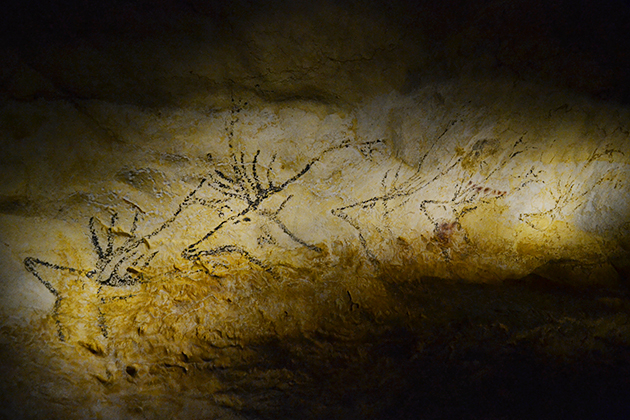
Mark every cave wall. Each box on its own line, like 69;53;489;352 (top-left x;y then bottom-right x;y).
1;1;630;419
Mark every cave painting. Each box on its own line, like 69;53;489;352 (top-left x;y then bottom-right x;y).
331;136;522;262
23;133;379;344
23;103;625;347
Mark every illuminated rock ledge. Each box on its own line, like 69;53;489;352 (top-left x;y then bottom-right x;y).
1;1;630;419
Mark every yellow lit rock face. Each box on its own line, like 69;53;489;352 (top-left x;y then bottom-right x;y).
2;78;629;419
2;1;630;419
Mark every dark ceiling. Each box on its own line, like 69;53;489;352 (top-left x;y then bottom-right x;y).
1;0;630;106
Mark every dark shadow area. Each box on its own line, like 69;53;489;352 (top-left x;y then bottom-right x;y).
203;275;630;419
1;0;630;107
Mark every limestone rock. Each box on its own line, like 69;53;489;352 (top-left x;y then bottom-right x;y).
2;1;630;419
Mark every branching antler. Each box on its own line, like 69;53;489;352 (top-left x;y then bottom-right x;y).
331;135;529;262
182;137;379;261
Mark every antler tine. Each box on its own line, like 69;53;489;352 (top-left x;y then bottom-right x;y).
209;172;248;200
105;212;117;257
129;210;139;235
89;217;104;260
252;150;265;195
266;153;277;190
213;164;237;183
380;169;391;193
239;151;255;198
275;194;293;215
228;141;245;182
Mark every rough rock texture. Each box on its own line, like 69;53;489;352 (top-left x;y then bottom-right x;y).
1;1;630;419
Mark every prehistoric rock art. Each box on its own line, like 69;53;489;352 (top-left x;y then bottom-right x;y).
331;132;524;260
3;78;629;420
22;104;382;348
25;123;624;349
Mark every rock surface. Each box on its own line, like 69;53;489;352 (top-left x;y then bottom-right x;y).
1;1;630;419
